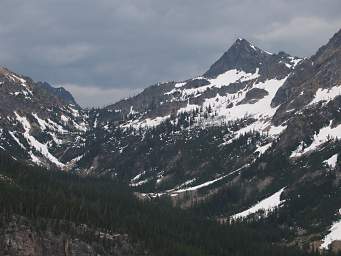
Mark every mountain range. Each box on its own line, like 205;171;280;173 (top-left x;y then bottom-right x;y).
1;28;341;253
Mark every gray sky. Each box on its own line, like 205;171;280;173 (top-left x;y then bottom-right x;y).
1;0;341;107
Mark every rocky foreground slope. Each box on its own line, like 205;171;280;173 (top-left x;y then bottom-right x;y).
0;215;147;256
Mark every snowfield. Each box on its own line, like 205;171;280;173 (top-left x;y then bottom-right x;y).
202;77;287;123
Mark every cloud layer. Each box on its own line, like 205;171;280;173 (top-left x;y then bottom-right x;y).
1;0;340;106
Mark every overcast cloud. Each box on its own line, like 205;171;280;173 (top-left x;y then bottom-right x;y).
1;0;341;107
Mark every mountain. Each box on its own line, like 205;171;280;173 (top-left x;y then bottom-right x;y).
0;30;341;252
0;66;89;169
77;38;301;184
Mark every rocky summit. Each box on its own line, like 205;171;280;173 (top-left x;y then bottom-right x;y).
1;29;341;253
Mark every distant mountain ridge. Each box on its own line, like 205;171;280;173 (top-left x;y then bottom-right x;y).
35;81;78;106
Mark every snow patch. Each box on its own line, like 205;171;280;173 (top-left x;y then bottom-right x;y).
177;103;200;114
130;178;151;187
291;122;341;157
208;68;260;88
174;82;186;88
72;120;87;132
164;69;260;98
9;131;26;150
14;112;65;168
32;113;47;130
66;154;84;166
140;166;247;198
60;114;69;123
231;187;286;220
68;105;80;117
131;171;146;183
287;57;302;69
324;154;338;169
128;106;138;116
9;74;33;95
255;142;272;155
170;165;246;195
123;115;170;129
310;85;341;105
320;219;341;250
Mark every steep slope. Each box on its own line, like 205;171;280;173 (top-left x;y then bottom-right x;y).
0;67;89;169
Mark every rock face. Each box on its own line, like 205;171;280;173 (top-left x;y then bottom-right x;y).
0;215;148;256
237;88;268;104
204;38;292;79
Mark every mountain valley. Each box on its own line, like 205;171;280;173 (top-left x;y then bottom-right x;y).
1;29;341;254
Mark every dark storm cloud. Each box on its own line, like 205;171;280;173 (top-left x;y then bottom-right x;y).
1;0;341;106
